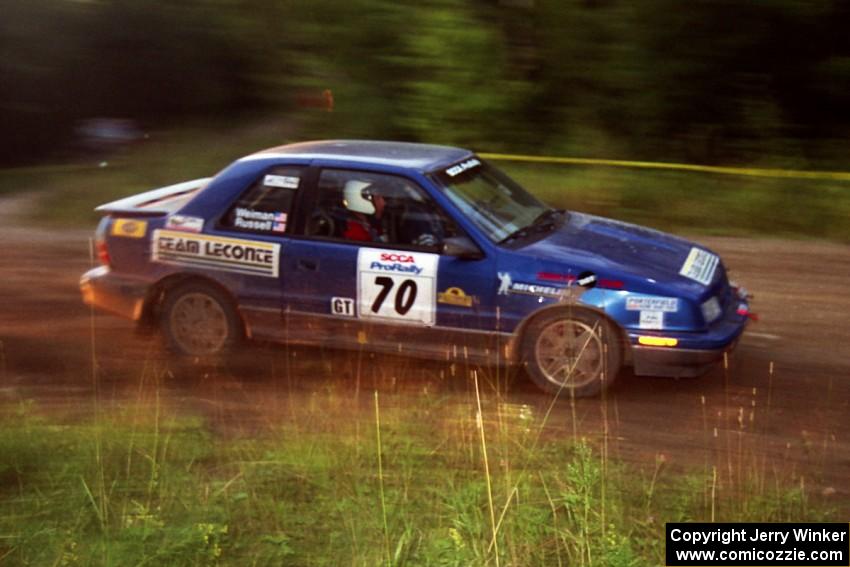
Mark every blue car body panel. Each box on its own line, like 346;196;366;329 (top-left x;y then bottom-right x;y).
81;140;749;377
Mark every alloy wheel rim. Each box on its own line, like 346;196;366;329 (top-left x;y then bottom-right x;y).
169;293;228;356
534;319;604;389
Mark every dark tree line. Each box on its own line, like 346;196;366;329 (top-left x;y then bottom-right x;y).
3;0;850;166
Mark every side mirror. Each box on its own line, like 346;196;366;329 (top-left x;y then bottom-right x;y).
442;236;483;259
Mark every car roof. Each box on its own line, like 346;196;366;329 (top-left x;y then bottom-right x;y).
241;140;474;173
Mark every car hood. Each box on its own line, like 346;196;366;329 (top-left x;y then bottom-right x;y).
521;212;717;287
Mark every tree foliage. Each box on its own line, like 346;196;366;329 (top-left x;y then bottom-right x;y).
3;0;850;165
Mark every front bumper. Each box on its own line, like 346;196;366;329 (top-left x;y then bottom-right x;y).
80;266;150;321
630;342;737;378
627;297;749;378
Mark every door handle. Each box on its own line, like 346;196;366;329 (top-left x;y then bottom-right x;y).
297;259;318;271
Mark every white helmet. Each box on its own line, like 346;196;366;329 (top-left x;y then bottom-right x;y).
343;180;376;214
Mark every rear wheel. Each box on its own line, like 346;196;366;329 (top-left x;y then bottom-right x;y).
160;282;243;360
521;309;622;397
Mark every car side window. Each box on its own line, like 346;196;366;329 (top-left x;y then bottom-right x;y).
220;166;302;235
304;169;458;250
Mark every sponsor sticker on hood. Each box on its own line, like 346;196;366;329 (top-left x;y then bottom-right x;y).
679;247;719;285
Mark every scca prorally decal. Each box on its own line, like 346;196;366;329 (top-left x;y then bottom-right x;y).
368;252;424;275
679;247;719;285
446;158;481;177
165;214;203;233
626;296;679;312
152;229;280;278
358;248;438;326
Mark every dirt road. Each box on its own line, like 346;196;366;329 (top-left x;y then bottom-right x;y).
1;197;848;512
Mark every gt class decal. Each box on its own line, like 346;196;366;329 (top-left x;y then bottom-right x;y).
357;249;438;325
331;297;355;317
152;230;280;278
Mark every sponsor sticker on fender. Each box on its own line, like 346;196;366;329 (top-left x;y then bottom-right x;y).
111;218;147;238
509;281;563;298
357;248;438;325
639;310;664;330
165;214;204;233
626;295;679;312
152;229;280;277
438;287;475;307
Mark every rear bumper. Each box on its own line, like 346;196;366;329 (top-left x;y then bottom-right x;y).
80;266;150;321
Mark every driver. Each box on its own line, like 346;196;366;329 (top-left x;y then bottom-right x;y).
342;180;386;242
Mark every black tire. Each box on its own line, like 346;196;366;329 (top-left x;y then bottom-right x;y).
160;281;243;361
521;308;622;397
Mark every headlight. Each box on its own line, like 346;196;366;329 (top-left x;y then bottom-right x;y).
701;297;722;323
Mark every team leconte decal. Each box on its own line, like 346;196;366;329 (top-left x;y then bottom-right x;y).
263;174;300;189
437;287;475;307
357;249;438;325
165;214;204;233
446;158;481;177
625;295;679;312
111;218;147;238
639;310;664;330
152;229;280;278
679;247;719;285
331;297;355;317
233;208;287;233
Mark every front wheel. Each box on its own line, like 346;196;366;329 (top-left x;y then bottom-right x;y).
160;282;243;360
521;309;622;397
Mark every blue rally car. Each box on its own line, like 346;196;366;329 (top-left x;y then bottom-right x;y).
80;141;751;396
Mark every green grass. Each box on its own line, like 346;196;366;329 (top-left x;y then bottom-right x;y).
2;121;850;242
0;386;836;566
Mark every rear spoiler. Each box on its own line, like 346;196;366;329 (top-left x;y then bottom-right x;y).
94;177;211;217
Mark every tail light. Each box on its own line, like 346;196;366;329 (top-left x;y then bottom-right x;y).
96;239;111;266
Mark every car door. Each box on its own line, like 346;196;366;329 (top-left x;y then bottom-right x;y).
282;166;499;359
203;165;305;339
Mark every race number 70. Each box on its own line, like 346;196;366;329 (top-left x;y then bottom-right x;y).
371;276;417;315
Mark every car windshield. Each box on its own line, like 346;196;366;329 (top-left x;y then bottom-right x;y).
430;158;552;243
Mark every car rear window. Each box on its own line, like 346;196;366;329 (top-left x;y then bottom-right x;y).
220;166;303;235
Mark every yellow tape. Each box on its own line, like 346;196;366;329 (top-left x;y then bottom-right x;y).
478;152;850;182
